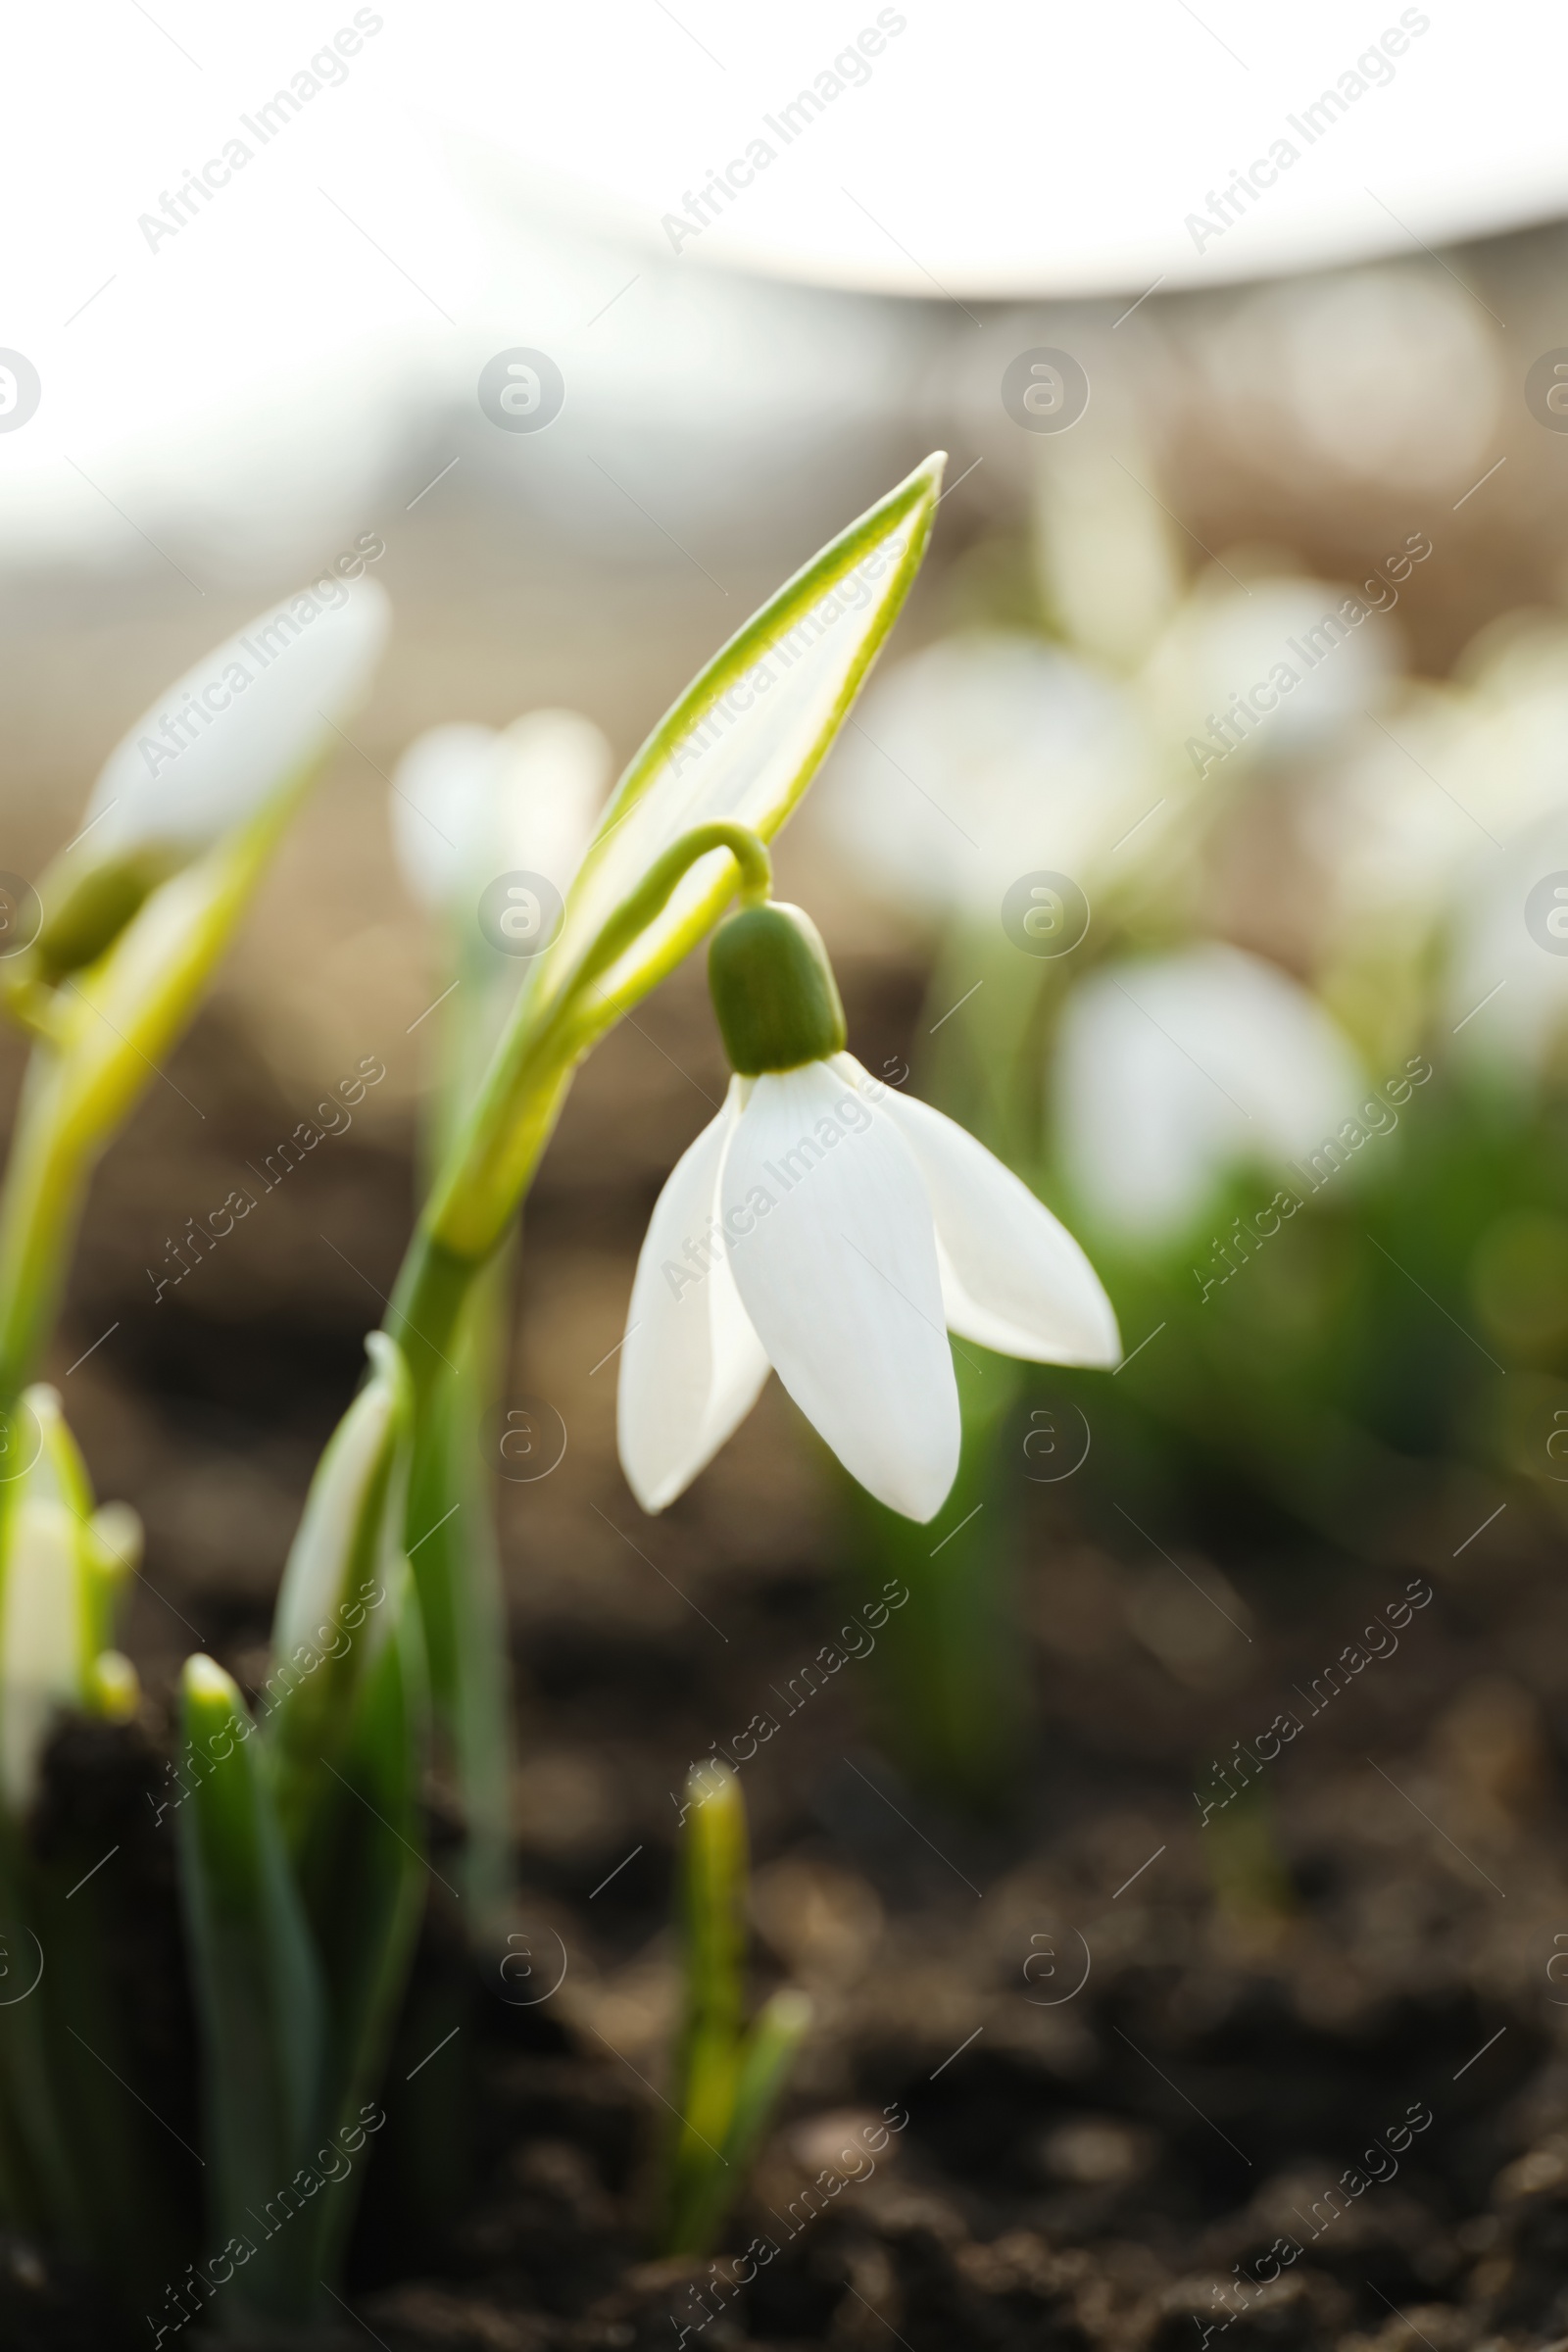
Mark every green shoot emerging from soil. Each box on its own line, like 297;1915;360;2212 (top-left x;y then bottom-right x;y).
662;1760;810;2258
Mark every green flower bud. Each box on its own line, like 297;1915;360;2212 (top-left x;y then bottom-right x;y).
708;903;847;1075
31;847;176;984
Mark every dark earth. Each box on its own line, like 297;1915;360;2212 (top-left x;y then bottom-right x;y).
3;947;1567;2352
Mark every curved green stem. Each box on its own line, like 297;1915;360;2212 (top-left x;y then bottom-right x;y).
384;822;770;1846
0;782;309;1416
417;821;769;1271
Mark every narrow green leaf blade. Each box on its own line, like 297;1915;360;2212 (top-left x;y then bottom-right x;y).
292;1565;428;2283
264;1334;411;1850
538;453;945;1028
423;457;945;1264
679;1986;811;2258
663;1760;748;2254
176;1655;325;2323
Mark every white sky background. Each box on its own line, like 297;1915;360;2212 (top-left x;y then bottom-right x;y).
2;0;1566;579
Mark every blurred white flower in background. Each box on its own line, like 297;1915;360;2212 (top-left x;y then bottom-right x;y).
821;632;1161;926
1027;414;1184;675
1443;808;1568;1083
1306;621;1568;1068
1053;942;1368;1245
84;577;391;865
1202;266;1502;500
1141;569;1399;766
391;709;612;913
1301;683;1478;955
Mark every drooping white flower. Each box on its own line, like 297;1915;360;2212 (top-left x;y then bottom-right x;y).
82;577;391;861
617;903;1118;1524
1053;942;1368;1246
390;709;612;911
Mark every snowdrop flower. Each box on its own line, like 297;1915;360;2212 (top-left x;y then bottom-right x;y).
37;577;389;979
1305;626;1568;1018
1442;807;1568;1085
1053;942;1368;1246
390;709;612;911
0;1387;139;1818
821;631;1160;926
617;900;1119;1523
85;578;390;862
1143;571;1397;777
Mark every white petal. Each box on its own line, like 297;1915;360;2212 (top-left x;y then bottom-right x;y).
390;724;497;909
391;712;613;915
618;1081;769;1513
1053;944;1367;1244
720;1062;958;1523
493;710;612;898
272;1334;403;1660
0;1500;89;1816
856;1065;1120;1367
821;631;1160;921
87;578;391;858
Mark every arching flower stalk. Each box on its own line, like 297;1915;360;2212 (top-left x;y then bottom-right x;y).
377;456;948;1889
388;711;612;1927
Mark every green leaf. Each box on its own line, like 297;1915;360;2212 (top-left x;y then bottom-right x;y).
175;1654;325;2324
264;1333;411;1851
0;587;390;1406
403;1268;513;1933
30;581;389;981
423;452;946;1264
662;1760;765;2256
0;1388;111;1819
291;1565;428;2285
549;453;945;1023
661;1760;811;2253
680;1986;812;2259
